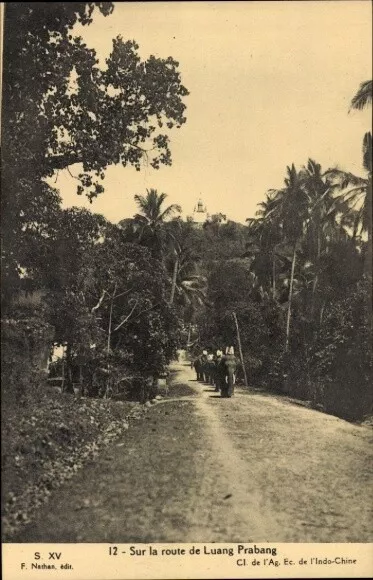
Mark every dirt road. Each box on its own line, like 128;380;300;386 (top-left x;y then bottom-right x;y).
14;361;373;543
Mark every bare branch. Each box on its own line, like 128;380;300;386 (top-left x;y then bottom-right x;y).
47;142;153;173
67;166;79;180
130;302;160;323
91;290;108;313
113;300;138;332
112;288;134;301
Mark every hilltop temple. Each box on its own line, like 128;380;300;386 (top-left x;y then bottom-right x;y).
189;198;227;227
192;199;208;224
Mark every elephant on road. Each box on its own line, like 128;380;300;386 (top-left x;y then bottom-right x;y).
221;348;237;398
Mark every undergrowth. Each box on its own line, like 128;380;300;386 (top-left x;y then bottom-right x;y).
1;386;144;540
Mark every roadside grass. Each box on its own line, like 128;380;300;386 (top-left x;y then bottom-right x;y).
1;386;141;540
11;399;205;543
2;366;198;541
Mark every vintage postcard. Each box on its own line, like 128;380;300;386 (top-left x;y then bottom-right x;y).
1;1;372;579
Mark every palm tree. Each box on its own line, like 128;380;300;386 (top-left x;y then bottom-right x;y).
174;272;207;313
348;80;372;277
300;159;340;315
246;189;283;297
325;164;371;238
325;79;372;278
167;225;207;313
131;188;181;259
269;165;310;350
247;160;350;343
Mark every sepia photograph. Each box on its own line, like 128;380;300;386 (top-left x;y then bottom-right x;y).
1;1;372;578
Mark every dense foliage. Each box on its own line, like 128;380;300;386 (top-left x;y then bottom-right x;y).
1;306;54;408
1;3;188;404
196;150;372;419
190;81;372;421
1;2;189;309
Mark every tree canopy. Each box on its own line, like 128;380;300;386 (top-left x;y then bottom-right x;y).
1;2;189;306
2;3;188;194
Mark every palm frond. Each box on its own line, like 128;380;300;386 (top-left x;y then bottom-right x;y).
159;204;182;221
134;194;148;213
350;80;372;111
154;191;168;212
132;214;149;224
363;132;372;173
306;158;322;177
341;187;368;204
246;217;259;227
324;168;367;189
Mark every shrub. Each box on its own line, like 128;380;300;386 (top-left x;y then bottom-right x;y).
310;280;372;421
1;307;54;408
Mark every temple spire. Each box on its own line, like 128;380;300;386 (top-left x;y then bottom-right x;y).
192;197;208;225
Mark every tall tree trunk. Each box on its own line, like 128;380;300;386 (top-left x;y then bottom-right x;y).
233;311;248;387
64;343;74;393
107;283;117;354
187;323;191;347
364;184;372;331
169;257;179;305
311;274;319;317
319;301;326;328
285;242;297;352
272;253;276;297
363;184;372;280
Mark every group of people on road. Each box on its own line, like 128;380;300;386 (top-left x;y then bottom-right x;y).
192;347;238;398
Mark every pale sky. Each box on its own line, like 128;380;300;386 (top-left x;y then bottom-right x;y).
54;1;372;223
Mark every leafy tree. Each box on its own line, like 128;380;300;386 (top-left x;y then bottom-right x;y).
197;220;247;266
165;221;207;313
247;160;344;347
198;260;284;382
246;190;283;297
310;279;372;420
87;236;182;387
1;183;62;308
207;259;257;315
44;208;111;392
2;3;188;194
2;3;189;304
41;214;182;397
